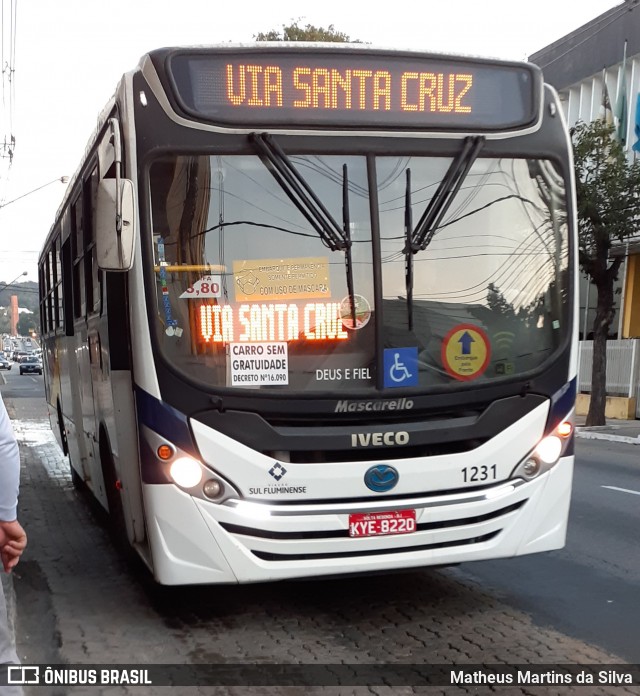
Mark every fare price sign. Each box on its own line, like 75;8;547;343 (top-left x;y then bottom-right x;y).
167;49;540;131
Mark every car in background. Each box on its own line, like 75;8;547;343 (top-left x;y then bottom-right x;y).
19;356;42;375
0;356;11;370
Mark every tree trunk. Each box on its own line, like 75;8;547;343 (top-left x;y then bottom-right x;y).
586;281;615;426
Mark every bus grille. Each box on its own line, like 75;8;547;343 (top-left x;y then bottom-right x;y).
218;500;524;562
252;532;500;561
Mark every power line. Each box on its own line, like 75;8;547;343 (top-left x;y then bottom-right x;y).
0;0;16;178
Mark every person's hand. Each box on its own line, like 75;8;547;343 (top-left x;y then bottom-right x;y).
0;520;27;572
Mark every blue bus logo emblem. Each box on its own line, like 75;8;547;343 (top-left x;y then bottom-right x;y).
364;465;399;492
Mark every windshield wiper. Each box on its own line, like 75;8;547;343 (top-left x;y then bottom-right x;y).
404;168;414;331
403;135;485;329
250;132;346;251
342;163;357;329
251;132;357;328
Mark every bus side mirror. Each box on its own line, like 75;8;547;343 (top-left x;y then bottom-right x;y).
96;178;136;271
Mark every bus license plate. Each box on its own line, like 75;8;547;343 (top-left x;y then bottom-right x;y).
348;510;417;538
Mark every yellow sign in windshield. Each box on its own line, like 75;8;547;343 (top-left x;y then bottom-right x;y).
233;257;330;302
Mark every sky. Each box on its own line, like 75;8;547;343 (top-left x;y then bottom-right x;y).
0;0;623;287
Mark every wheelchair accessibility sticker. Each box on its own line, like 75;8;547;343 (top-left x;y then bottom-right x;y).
383;347;418;388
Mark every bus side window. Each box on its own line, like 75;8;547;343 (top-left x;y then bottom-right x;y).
38;260;49;335
71;193;86;320
84;166;102;315
62;238;74;337
39;250;53;333
46;249;54;331
53;237;63;331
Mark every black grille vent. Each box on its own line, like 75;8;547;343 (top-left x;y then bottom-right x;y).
251;531;501;561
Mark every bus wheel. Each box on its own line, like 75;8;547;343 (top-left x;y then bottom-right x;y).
99;431;128;541
57;402;69;455
99;433;140;569
58;403;81;489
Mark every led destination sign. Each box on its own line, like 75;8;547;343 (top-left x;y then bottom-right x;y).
199;302;350;343
167;51;540;130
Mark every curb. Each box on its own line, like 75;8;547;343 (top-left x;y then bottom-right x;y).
575;429;640;445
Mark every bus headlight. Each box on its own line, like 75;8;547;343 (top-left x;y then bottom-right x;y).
141;424;241;502
522;458;541;477
169;457;203;488
511;419;573;481
534;435;563;465
203;479;225;499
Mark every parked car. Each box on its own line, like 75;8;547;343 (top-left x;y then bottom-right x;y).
0;356;11;370
19;357;42;375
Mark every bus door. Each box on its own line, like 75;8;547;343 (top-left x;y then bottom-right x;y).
94;114;146;545
71;175;109;508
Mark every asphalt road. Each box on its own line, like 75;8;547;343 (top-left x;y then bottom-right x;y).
456;437;640;662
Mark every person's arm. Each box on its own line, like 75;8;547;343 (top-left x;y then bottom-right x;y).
0;392;26;572
0;520;26;572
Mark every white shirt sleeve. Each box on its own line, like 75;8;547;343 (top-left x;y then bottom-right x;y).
0;392;20;521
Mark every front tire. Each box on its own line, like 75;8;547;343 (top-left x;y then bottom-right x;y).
99;430;128;540
57;403;82;489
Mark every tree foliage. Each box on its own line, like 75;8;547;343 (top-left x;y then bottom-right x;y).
571;119;640;424
0;281;39;312
254;20;361;43
17;312;38;337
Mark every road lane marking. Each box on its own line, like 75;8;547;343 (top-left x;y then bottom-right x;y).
601;485;640;496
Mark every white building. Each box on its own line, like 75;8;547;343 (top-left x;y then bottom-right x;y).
530;0;640;342
530;1;640;417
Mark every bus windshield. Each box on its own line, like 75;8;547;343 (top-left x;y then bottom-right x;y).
149;152;569;393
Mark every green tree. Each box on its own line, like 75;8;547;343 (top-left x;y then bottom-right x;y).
0;310;10;335
254;20;361;43
486;283;515;318
17;312;38;337
571;119;640;425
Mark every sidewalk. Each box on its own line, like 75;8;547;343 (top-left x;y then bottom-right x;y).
575;415;640;445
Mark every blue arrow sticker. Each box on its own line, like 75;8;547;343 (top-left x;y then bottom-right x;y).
458;331;475;355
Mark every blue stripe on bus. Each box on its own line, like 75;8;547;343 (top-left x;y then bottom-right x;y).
548;377;577;430
547;377;577;455
135;387;194;453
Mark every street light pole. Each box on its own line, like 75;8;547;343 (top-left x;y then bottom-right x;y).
0;176;69;210
0;177;67;336
1;270;28;288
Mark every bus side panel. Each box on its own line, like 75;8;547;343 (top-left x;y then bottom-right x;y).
74;318;107;506
43;336;63;453
58;334;88;487
108;370;146;545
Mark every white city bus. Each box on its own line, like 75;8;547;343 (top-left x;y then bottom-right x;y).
39;45;577;585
